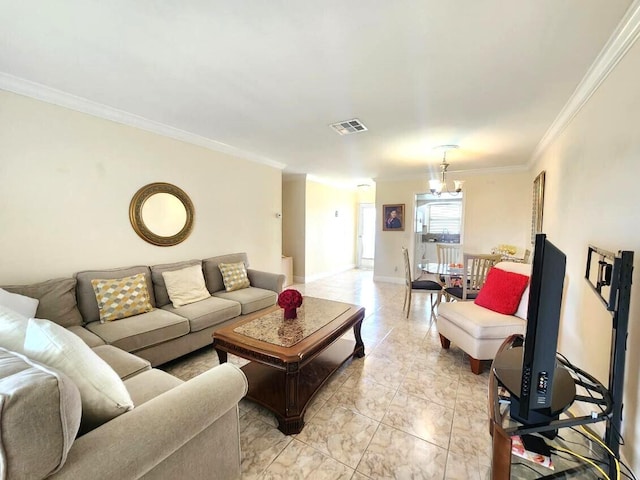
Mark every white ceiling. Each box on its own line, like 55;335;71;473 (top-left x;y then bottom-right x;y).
0;1;633;185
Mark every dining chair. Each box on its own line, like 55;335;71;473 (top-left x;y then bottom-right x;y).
402;247;443;320
443;253;502;301
436;243;462;266
435;243;462;284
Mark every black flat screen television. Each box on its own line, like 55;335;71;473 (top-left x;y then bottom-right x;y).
517;233;567;421
494;233;576;428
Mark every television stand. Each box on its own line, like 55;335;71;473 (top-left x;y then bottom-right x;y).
493;345;576;432
489;245;633;479
489;335;613;479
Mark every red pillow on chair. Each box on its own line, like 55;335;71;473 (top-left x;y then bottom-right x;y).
474;267;529;315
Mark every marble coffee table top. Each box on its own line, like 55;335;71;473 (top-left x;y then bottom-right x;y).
233;297;350;347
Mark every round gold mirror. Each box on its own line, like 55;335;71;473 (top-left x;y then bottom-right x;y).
129;182;194;246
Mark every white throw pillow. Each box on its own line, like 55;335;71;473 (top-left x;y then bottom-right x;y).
515;284;530;320
0;304;29;352
0;288;39;318
162;264;211;308
23;318;134;432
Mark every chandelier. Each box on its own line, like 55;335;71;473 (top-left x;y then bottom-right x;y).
429;145;463;196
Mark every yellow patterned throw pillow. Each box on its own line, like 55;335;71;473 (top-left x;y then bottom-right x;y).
218;262;250;292
91;273;153;322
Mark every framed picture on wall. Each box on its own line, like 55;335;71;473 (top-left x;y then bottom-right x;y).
382;204;405;231
531;171;546;244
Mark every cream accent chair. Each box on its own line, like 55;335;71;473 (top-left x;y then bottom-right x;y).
437;261;531;374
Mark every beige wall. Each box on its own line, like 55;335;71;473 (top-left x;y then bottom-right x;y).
282;175;306;279
305;180;357;281
461;171;531;253
373;171;530;282
0;91;283;283
282;177;358;282
532;38;640;469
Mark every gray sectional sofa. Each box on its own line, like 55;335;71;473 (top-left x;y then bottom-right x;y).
0;252;284;479
0;345;248;480
3;252;284;367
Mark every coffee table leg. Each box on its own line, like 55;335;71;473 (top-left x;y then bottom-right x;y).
215;349;228;364
353;319;365;358
279;363;304;434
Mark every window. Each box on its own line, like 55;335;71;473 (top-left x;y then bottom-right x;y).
426;201;462;234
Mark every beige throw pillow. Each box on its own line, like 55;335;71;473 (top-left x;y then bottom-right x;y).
162;264;211;308
218;261;251;292
91;273;153;322
22;318;134;433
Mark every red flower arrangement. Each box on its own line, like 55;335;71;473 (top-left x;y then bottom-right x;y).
278;289;303;319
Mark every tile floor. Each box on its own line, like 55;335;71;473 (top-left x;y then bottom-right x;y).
163;269;496;479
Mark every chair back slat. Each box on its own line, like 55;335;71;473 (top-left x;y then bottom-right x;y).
402;247;412;286
462;253;502;299
437;244;462;266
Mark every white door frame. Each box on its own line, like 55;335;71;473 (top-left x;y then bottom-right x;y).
357;203;375;269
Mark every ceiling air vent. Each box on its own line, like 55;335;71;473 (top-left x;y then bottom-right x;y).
330;118;368;135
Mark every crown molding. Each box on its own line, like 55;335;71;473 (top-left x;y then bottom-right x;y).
0;73;286;170
375;163;528;182
531;0;640;163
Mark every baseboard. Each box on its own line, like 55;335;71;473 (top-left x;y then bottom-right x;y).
292;264;356;284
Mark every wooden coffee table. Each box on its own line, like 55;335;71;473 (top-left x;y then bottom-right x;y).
212;297;365;434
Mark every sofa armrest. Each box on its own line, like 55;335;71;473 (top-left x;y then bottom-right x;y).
51;363;248;480
247;269;285;293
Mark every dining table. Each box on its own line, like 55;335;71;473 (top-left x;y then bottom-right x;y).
417;262;467;287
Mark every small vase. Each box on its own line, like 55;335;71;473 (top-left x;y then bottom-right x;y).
283;307;297;320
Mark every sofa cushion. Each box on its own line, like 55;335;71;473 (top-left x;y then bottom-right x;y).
150;259;202;307
213;286;277;315
438;301;525;340
85;309;190;353
66;325;107;348
2;277;83;327
475;267;530;315
76;266;156;324
91;273;155;322
161;296;242;332
0;304;28;352
162;264;211;308
0;348;82;479
92;345;152;380
202;253;250;293
218;261;251;292
0;287;39;317
22;318;134;433
124;368;184;406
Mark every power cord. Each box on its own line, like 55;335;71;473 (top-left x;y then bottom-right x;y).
569;427;635;480
557;351;625;447
549;445;611;480
579;426;621;480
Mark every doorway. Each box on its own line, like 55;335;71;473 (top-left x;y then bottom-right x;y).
414;193;464;273
357;203;375;269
